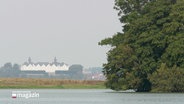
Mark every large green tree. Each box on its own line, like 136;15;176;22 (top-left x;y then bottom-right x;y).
99;0;184;92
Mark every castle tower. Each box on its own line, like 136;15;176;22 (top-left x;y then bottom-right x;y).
28;57;32;64
54;57;57;63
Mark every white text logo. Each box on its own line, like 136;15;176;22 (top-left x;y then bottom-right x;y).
12;91;39;99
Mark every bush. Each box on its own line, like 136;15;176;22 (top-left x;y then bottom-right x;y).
149;63;184;92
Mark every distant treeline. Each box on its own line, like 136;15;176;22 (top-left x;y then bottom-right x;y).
0;63;20;77
0;63;84;80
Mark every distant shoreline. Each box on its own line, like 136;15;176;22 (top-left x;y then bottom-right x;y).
0;78;106;89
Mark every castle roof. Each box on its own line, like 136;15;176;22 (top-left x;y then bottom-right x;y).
23;62;67;66
22;57;68;66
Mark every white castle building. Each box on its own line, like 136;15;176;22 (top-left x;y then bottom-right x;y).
21;57;69;73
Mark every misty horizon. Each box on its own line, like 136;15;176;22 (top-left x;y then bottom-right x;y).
0;0;121;68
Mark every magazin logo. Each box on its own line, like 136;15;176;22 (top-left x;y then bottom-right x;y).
12;91;39;99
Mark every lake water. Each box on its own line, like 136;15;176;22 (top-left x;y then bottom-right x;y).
0;89;184;104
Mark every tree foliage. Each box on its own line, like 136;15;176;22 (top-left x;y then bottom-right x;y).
68;64;84;80
0;63;21;77
149;63;184;92
99;0;184;92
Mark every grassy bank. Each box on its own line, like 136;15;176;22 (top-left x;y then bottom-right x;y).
0;78;105;89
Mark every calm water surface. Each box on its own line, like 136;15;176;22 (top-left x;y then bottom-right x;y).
0;89;184;104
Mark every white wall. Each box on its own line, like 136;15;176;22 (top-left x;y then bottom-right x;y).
21;64;69;73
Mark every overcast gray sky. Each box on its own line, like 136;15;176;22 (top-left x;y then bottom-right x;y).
0;0;121;68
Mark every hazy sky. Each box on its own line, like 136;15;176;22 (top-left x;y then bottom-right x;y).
0;0;122;68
